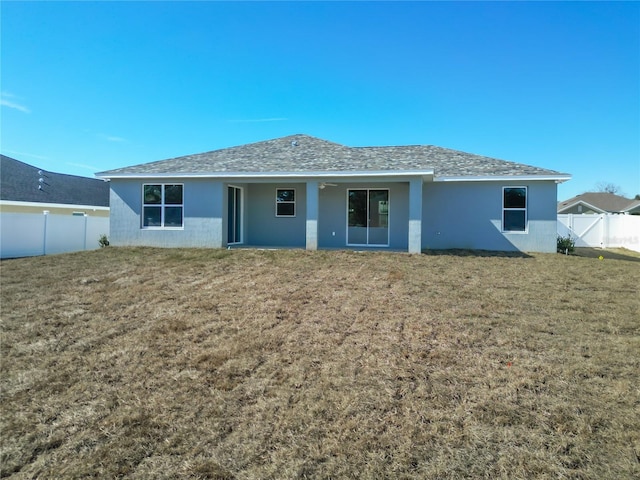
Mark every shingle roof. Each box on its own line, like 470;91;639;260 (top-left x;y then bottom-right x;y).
558;192;638;213
626;199;640;214
1;155;110;207
97;134;568;179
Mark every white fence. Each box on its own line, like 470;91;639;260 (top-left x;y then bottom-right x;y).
0;212;110;259
558;214;640;252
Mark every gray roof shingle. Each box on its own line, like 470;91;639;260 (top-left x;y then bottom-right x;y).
97;134;568;179
558;192;639;213
1;155;110;207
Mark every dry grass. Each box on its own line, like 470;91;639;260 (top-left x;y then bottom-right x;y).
1;247;639;479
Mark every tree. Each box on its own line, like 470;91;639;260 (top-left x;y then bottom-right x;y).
595;182;622;195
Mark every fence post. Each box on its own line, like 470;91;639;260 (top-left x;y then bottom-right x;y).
568;213;573;237
83;214;88;250
42;210;49;255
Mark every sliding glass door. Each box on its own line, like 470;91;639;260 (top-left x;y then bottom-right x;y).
347;189;389;246
227;186;242;244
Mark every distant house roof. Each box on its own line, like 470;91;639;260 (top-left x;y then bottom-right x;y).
1;155;110;207
96;134;570;181
626;199;640;214
558;192;639;214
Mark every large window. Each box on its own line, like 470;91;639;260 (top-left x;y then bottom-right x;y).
503;187;527;232
276;188;295;217
143;184;183;228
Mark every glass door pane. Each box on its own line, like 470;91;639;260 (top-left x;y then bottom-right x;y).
227;186;242;244
347;189;389;246
234;187;241;242
368;190;389;245
347;190;368;245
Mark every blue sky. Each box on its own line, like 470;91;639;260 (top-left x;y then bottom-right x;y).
1;1;638;200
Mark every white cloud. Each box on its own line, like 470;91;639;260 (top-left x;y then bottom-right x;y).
98;133;127;142
3;150;48;160
228;117;288;123
1;92;30;113
67;162;100;172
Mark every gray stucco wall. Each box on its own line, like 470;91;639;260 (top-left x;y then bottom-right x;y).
109;178;224;248
245;183;307;247
226;180;410;249
422;181;558;253
318;182;409;250
109;177;558;253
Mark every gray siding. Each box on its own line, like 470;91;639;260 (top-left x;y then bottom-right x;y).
422;181;558;253
109;179;224;248
245;183;307;247
318;182;409;250
109;177;559;253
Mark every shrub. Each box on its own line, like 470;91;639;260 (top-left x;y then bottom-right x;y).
557;234;575;254
98;234;110;248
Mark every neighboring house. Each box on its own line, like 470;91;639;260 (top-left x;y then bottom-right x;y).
628;201;640;215
557;192;640;215
1;155;110;258
96;134;571;253
1;154;110;216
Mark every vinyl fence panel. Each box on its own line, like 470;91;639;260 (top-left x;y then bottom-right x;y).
558;214;640;252
0;213;48;258
1;212;110;259
44;214;87;255
606;214;640;250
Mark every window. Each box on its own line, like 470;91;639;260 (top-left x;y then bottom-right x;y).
143;184;183;228
503;187;527;232
276;188;295;217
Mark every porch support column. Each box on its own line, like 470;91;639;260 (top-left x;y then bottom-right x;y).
408;177;423;254
211;181;225;248
306;180;319;250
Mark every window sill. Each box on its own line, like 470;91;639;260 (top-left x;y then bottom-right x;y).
141;227;185;230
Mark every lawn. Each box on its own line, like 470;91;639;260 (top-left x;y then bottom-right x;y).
1;248;639;479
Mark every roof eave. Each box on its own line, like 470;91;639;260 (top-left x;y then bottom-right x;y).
434;174;572;183
96;169;436;180
0;200;110;210
557;199;607;214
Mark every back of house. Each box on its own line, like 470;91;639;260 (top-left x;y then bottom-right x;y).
97;134;570;253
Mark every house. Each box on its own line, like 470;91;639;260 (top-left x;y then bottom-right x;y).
0;155;110;258
1;154;110;216
96;134;571;253
558;192;640;215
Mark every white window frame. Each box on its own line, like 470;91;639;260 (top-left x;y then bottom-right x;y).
142;183;184;229
275;188;296;217
502;186;528;233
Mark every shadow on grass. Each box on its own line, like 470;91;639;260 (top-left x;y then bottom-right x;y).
421;249;533;259
570;247;640;263
423;247;640;262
